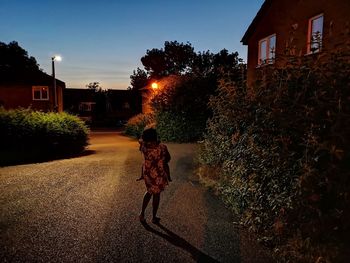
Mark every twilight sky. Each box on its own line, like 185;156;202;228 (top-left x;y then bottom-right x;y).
1;0;264;90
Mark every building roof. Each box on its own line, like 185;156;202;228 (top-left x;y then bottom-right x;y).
106;89;132;96
241;0;273;45
64;88;96;101
0;67;65;87
64;88;132;102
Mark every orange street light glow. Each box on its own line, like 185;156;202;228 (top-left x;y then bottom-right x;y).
151;82;158;89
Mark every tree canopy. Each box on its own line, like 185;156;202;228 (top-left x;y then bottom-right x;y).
128;40;246;142
86;81;103;92
0;41;39;72
141;41;195;78
129;40;244;91
128;68;148;91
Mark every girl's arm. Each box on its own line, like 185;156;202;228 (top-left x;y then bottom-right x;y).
163;145;171;163
138;139;145;152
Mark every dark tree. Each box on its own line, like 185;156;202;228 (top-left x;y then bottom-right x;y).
135;41;243;88
128;68;148;91
85;82;106;118
163;40;195;75
141;41;195;78
86;81;103;92
191;50;214;77
141;48;168;78
0;41;39;71
128;40;246;141
127;68;147;113
212;49;242;77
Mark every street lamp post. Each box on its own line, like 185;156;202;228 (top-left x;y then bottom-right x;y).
147;82;159;113
51;55;62;111
140;81;159;114
151;82;158;90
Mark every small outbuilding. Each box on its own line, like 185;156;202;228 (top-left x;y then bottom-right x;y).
0;69;65;112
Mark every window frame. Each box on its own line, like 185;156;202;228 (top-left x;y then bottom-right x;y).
32;86;49;101
258;33;276;66
79;102;96;112
307;13;324;54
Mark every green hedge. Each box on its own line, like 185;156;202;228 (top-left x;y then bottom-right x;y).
124;111;205;143
124;113;155;138
155;111;206;143
0;108;89;165
199;49;350;262
149;75;217;143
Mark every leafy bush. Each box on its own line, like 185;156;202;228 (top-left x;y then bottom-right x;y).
0;108;89;165
199;48;350;262
124;113;155;138
129;44;246;143
150;75;217;142
155;111;205;142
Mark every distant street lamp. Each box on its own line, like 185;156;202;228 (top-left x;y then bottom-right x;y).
51;55;62;111
140;81;160;114
151;82;158;90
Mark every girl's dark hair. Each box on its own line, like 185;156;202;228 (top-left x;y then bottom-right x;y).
142;128;158;143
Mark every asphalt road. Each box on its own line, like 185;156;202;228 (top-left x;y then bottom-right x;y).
0;131;271;263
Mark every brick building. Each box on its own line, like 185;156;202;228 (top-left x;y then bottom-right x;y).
64;88;139;126
241;0;350;87
0;69;65;112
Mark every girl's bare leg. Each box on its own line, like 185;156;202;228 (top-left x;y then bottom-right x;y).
140;192;152;221
152;193;160;222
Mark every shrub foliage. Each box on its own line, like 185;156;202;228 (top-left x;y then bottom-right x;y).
124;113;155;138
0;108;89;165
150;75;216;142
199;48;350;262
129;41;246;143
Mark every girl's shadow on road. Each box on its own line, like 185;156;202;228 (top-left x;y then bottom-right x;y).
141;221;219;263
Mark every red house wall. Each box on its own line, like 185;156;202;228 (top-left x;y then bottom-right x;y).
246;0;350;87
0;85;59;112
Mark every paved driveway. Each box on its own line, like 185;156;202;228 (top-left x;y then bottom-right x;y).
0;131;270;262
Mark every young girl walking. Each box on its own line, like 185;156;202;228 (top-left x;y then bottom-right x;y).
138;128;171;224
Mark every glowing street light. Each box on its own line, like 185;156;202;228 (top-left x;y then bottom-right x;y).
151;82;158;90
53;55;62;62
51;55;62;111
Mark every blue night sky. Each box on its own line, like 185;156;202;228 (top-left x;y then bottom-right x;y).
1;0;264;89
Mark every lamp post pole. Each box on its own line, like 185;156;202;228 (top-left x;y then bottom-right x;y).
51;55;61;112
51;57;57;111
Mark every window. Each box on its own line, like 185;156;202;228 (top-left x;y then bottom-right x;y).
258;34;276;65
307;14;323;54
79;102;96;112
32;86;49;100
122;102;130;109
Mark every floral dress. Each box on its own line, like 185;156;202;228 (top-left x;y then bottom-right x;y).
141;142;171;194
